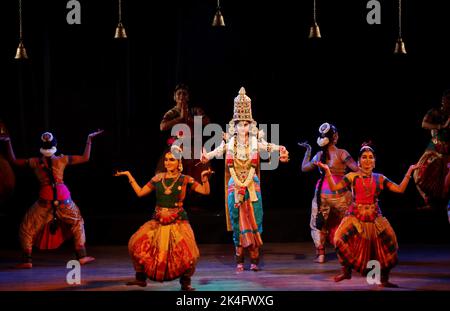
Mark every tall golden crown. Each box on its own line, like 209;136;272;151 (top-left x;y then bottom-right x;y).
232;87;253;121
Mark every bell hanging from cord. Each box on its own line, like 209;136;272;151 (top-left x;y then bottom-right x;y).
394;37;407;55
14;0;28;60
212;0;225;27
308;0;321;39
15;40;28;60
393;0;407;55
114;21;127;39
114;0;127;39
308;22;321;39
212;9;225;26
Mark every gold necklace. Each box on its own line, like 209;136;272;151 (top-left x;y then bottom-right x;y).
234;137;249;160
361;175;374;196
162;173;181;195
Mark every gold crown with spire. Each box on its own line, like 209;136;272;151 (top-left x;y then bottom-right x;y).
232;87;253;122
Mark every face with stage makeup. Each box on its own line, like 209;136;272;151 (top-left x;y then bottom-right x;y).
236;120;250;136
174;87;190;109
358;149;376;174
164;152;181;172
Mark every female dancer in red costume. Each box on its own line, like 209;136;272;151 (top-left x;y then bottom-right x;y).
0;130;103;268
318;143;419;287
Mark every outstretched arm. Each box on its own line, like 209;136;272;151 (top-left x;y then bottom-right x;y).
298;142;316;172
0;136;27;167
258;138;289;162
345;158;360;172
385;164;420;193
341;150;360;172
201;141;226;163
114;170;153;197
316;162;349;191
70;129;104;165
193;169;213;195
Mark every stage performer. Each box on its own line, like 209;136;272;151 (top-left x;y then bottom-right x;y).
0;120;15;205
299;123;359;263
159;84;211;183
414;89;450;212
115;149;212;290
318;143;419;287
0;130;103;268
201;87;289;273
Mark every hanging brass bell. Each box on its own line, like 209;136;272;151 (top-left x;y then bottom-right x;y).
308;22;321;39
114;22;127;39
212;9;225;27
394;37;407;54
14;40;28;60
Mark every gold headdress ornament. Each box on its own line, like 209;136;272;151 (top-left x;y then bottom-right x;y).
228;87;258;137
232;87;253;122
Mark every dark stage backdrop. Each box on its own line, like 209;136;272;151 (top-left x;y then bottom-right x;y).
1;0;449;246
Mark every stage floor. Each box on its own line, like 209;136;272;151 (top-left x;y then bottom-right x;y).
1;242;449;291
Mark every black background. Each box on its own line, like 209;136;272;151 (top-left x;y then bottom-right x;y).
1;0;450;246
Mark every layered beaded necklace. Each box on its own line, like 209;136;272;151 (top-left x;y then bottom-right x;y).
162;173;181;195
234;137;249;161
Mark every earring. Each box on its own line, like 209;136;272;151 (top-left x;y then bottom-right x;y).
250;122;258;136
228;120;235;136
178;162;183;172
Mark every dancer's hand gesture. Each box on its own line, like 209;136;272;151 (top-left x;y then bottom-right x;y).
298;141;311;152
88;129;104;139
